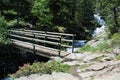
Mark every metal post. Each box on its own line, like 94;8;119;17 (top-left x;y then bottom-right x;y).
72;34;75;53
58;36;62;56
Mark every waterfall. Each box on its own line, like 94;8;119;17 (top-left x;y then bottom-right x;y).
66;14;106;53
93;14;106;37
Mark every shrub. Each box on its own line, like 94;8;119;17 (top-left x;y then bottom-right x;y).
7;19;25;28
0;16;11;45
12;61;70;78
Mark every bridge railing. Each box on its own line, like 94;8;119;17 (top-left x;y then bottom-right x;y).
9;29;75;56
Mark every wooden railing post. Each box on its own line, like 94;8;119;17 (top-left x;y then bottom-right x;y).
8;30;11;39
58;36;62;56
72;34;75;53
44;31;47;46
32;32;35;54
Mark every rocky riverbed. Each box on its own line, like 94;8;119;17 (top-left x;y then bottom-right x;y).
15;47;120;80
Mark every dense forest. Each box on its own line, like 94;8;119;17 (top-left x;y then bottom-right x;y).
0;0;120;42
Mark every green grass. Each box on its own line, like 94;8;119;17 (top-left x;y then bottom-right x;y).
111;32;120;47
78;41;110;53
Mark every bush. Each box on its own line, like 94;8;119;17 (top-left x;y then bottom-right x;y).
0;16;11;44
12;61;70;78
7;19;25;28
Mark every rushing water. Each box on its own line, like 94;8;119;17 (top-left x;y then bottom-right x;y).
66;40;86;53
66;14;106;53
93;14;105;37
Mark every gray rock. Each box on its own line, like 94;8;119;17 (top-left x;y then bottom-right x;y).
28;74;47;80
101;56;113;61
113;47;120;55
83;54;103;63
87;62;109;71
37;74;53;80
52;72;80;80
79;71;95;78
50;57;63;62
85;40;97;46
63;61;81;66
64;53;87;60
110;60;120;66
94;73;120;80
15;76;29;80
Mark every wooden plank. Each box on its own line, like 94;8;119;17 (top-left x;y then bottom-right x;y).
11;39;68;56
9;30;61;38
23;29;45;34
15;29;74;36
47;32;74;36
11;39;60;52
9;30;73;42
10;34;60;46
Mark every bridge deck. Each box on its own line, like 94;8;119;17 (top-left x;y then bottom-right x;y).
11;39;69;57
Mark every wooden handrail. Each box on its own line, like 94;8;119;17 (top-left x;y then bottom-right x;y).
9;30;61;38
9;34;60;46
13;29;75;36
9;29;75;55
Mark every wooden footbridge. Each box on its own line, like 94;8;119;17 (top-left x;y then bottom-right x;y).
9;29;75;57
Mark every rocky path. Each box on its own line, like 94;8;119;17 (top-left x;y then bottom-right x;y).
15;51;120;80
63;52;120;80
15;72;80;80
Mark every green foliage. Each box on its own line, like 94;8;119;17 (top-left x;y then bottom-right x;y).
0;16;11;44
52;26;66;33
111;32;120;40
78;41;110;52
1;0;120;39
78;45;98;52
49;0;95;39
31;0;53;31
111;32;120;47
13;61;70;78
95;0;120;34
7;20;25;28
115;55;120;61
